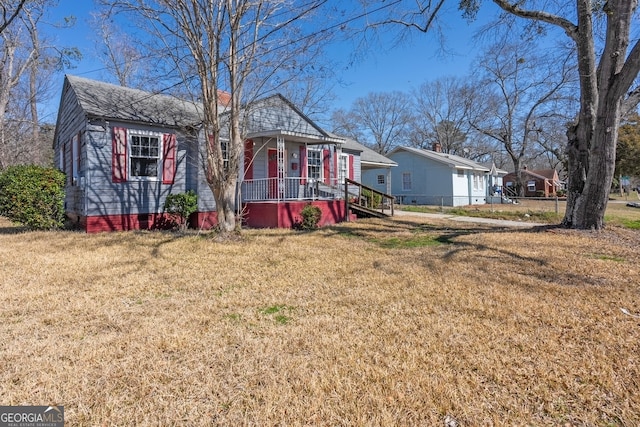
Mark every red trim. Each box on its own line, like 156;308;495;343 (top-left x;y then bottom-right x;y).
84;211;218;233
244;139;254;180
112;127;127;183
323;149;331;184
348;154;354;180
299;146;307;184
162;133;177;184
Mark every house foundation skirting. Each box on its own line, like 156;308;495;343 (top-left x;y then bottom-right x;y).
243;200;350;228
78;201;351;232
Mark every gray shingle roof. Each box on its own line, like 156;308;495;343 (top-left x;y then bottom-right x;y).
330;135;397;168
389;146;490;171
65;75;203;128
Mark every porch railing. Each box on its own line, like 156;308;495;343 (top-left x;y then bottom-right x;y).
241;177;343;202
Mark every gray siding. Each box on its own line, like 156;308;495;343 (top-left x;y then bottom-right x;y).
54;82;87;217
84;120;201;217
244;95;326;138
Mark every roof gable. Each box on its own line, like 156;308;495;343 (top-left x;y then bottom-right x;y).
241;94;338;142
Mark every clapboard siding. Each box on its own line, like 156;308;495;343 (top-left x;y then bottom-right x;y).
244;95;326;138
84;121;198;216
54;81;87;218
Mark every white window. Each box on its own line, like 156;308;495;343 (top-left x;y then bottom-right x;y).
377;174;385;185
72;133;80;185
527;180;536;192
221;138;229;170
307;148;322;180
130;132;161;179
473;173;483;190
457;169;465;177
338;153;348;182
402;172;412;191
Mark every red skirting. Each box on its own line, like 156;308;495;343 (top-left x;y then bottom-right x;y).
243;200;350;228
79;203;350;232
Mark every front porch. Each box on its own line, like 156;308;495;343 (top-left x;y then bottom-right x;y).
241;177;351;228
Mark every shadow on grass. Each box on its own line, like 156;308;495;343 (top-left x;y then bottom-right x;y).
327;217;608;287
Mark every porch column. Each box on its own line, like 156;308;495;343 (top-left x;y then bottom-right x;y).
277;135;285;201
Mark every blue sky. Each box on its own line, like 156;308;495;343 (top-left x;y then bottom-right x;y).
41;0;499;122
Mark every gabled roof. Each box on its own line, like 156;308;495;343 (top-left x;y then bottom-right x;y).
505;169;560;182
388;146;490;172
62;75;203;128
480;162;509;176
240;94;344;144
339;137;397;168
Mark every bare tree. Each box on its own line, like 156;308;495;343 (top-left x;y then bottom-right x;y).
331;91;414;154
0;0;26;34
0;0;78;170
468;40;574;196
473;0;640;229
104;0;331;234
411;77;478;155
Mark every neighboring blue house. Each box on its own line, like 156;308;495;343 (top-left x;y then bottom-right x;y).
53;75;361;231
388;145;491;206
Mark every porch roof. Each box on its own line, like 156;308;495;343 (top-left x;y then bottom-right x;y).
246;129;345;145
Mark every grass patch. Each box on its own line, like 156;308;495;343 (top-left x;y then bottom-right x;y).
1;216;639;425
374;234;442;249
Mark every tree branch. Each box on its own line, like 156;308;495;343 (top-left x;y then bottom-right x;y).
0;0;27;34
491;0;579;42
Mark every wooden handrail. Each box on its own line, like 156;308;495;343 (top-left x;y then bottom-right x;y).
344;178;394;220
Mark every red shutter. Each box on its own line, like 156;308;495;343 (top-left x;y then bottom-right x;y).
300;146;307;184
112;127;127;183
162;133;177;185
323;149;331;184
348;154;354;180
244;139;253;180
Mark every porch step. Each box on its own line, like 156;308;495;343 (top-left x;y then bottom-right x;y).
349;203;391;219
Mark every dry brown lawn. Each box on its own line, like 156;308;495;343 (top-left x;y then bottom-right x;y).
1;214;639;426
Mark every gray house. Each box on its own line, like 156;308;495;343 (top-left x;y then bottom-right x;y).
388;145;490;206
343;138;397;195
53;75;358;231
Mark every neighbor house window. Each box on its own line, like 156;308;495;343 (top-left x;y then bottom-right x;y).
130;133;161;178
377;174;385;185
307;148;322;180
527;180;536;192
402;172;412;191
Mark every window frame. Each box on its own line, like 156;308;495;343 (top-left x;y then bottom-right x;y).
377;174;385;185
402;172;412;191
307;148;322;181
527;180;536;192
128;130;163;181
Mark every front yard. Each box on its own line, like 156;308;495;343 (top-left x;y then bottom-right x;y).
0;215;639;425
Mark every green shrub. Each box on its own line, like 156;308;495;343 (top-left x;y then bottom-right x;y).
362;188;382;208
0;165;66;230
296;204;322;230
163;190;198;231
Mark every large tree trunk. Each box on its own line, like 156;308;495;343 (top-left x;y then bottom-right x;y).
564;104;620;229
212;177;238;233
